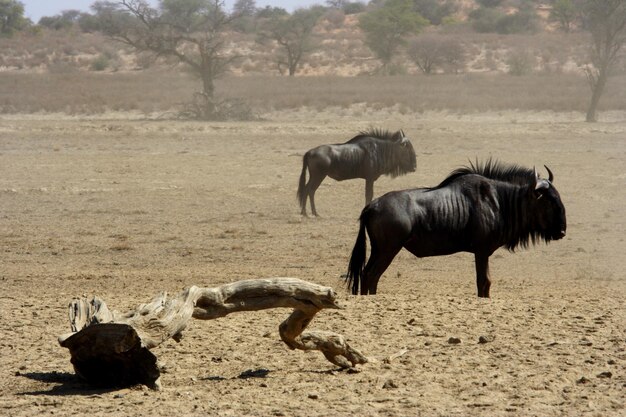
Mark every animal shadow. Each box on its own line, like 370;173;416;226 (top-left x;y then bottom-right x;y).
201;368;271;382
17;371;119;396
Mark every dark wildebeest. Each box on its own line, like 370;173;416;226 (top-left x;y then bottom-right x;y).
297;129;416;216
346;160;567;297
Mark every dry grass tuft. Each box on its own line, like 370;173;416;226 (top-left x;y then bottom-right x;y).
110;242;133;251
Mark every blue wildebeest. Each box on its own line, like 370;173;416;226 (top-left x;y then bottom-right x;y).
297;129;416;216
346;160;567;296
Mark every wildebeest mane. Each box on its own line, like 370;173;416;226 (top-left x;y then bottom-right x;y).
343;128;415;178
433;158;536;189
346;128;399;144
428;159;555;251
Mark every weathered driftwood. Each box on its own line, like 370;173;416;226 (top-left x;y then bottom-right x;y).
58;278;367;389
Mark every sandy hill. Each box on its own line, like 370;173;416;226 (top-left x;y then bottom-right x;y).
0;2;595;77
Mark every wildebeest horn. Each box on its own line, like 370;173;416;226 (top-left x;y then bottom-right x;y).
400;129;405;137
544;165;554;183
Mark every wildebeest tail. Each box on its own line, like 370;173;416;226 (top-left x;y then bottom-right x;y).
346;209;368;295
297;152;309;212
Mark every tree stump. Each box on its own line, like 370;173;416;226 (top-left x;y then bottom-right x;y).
58;278;367;389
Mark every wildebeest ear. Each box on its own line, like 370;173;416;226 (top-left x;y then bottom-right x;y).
392;130;402;141
534;179;550;199
535;180;550;191
531;167;549;198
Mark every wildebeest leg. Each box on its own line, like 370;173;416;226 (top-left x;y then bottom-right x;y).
361;246;401;295
474;253;491;298
307;174;326;217
365;179;374;204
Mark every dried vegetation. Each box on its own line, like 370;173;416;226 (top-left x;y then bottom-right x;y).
0;9;625;116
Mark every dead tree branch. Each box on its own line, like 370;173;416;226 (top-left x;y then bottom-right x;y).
58;278;367;389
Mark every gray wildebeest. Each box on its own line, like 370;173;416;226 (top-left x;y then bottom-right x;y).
297;128;416;216
346;159;567;296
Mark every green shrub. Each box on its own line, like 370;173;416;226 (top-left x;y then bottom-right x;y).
507;50;533;76
90;54;109;71
495;9;538;34
343;2;366;15
470;6;537;34
477;0;503;7
470;7;504;33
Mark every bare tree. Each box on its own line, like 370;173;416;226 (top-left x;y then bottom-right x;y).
96;0;241;119
407;34;464;74
257;7;322;76
582;0;626;122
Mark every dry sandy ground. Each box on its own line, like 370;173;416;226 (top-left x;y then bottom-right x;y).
0;111;624;416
